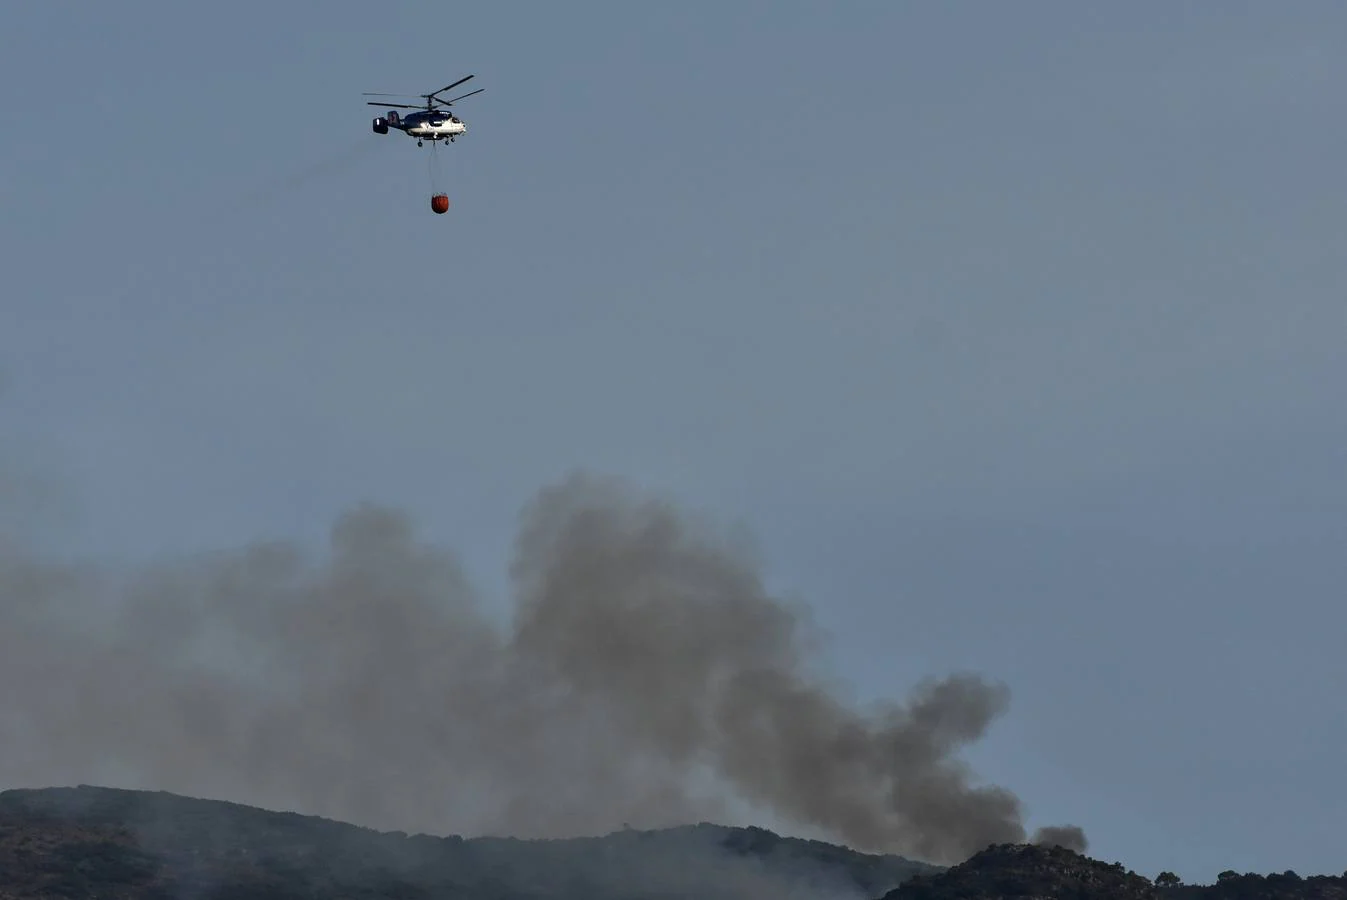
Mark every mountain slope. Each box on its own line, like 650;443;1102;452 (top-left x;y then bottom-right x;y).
0;785;939;900
7;786;1342;900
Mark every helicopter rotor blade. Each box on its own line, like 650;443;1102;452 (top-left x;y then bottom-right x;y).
367;102;423;109
427;75;474;99
439;88;484;105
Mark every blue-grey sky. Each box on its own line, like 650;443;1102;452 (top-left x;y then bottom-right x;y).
3;0;1345;885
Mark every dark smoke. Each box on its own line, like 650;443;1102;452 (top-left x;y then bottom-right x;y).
0;469;1085;864
1031;825;1089;853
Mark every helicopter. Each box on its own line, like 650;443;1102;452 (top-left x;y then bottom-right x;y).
366;75;483;146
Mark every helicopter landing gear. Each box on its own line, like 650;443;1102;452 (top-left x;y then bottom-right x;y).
417;140;423;147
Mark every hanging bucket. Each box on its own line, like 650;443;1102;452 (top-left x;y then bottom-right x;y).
430;193;450;214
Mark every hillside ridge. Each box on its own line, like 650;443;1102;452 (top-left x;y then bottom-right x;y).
2;786;1344;900
0;784;937;900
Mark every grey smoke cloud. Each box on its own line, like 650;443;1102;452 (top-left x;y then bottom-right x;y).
1031;825;1089;853
0;469;1085;864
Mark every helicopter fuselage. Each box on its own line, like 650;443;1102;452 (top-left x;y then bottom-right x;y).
373;109;467;142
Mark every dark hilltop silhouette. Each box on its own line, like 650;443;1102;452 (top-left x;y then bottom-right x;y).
1;786;1343;900
883;842;1347;900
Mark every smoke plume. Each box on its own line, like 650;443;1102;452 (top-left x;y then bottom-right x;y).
1031;825;1089;853
0;469;1085;864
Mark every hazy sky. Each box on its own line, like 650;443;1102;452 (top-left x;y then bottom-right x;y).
3;1;1345;885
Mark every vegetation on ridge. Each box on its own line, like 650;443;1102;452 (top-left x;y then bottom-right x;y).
883;842;1347;900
